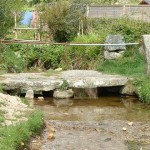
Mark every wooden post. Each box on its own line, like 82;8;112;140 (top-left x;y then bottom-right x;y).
26;44;29;72
86;5;89;17
14;12;18;39
81;20;84;36
122;5;126;16
65;45;69;65
0;40;2;65
79;20;81;35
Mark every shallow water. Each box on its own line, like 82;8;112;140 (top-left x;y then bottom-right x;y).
32;96;150;150
34;96;150;122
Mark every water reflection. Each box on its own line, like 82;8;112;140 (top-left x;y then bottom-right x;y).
34;96;150;122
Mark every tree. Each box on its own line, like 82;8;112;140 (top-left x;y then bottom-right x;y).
0;0;24;39
38;0;87;42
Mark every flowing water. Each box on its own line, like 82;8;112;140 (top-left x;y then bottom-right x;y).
30;96;150;150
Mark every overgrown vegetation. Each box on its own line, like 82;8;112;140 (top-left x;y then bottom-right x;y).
0;110;44;150
97;46;146;76
0;0;25;39
1;1;150;104
133;77;150;103
2;17;150;71
91;17;150;43
38;0;87;42
60;79;69;91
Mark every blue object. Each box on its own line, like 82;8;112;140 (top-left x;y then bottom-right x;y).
21;11;33;26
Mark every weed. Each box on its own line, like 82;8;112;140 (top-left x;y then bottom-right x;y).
21;98;30;105
44;69;61;76
60;79;69;91
0;110;44;150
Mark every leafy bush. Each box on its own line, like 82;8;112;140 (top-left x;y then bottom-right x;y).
91;17;150;43
1;45;25;73
67;34;103;69
38;1;87;42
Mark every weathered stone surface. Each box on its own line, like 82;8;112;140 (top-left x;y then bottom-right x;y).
53;89;74;99
1;73;63;91
0;93;32;126
104;51;124;60
74;88;98;99
142;35;150;74
0;71;130;92
62;70;129;88
55;68;63;71
25;89;34;99
120;80;136;95
105;35;126;52
38;96;44;101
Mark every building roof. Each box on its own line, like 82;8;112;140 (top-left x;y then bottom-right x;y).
139;0;150;4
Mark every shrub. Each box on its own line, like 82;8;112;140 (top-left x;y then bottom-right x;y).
67;34;103;69
1;45;25;73
90;17;150;43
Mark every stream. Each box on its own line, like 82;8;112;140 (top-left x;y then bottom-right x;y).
30;96;150;150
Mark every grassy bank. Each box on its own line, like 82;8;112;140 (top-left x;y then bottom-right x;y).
96;46;150;104
0;110;44;150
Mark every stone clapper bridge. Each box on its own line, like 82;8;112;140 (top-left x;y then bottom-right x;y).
0;70;134;99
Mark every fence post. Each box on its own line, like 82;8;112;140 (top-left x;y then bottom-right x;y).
14;12;18;39
26;44;29;72
122;5;126;16
0;40;2;65
142;35;150;75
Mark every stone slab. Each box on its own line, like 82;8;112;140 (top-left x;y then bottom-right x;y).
105;35;126;52
0;70;129;91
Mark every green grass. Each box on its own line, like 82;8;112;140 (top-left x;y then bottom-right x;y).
0;110;5;123
96;46;150;103
21;98;30;105
97;46;146;77
0;101;5;124
0;110;44;150
133;77;150;103
44;69;62;76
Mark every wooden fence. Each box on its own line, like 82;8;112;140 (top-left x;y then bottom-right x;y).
87;5;150;22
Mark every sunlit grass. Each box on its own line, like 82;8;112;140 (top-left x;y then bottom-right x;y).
0;110;44;150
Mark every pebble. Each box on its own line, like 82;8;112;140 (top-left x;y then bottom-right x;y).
128;122;133;126
122;127;127;131
38;97;44;101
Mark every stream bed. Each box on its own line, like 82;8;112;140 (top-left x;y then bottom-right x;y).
30;96;150;150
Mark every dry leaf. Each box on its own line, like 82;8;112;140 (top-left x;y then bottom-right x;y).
20;142;24;146
47;133;55;140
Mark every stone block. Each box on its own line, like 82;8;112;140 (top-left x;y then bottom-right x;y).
105;35;126;52
25;89;34;99
74;88;98;99
53;89;74;99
